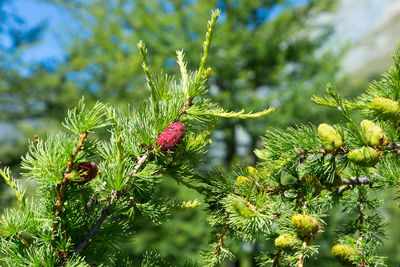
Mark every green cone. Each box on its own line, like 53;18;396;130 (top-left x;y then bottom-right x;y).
347;146;379;167
318;123;343;152
246;166;259;175
235;175;250;186
372;97;400;118
360;120;387;147
291;214;319;236
332;244;357;266
274;233;300;250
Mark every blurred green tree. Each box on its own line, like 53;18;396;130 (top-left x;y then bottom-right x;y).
42;0;340;167
0;0;49;206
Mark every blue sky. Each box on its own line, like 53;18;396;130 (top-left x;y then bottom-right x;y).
6;0;309;63
6;0;69;62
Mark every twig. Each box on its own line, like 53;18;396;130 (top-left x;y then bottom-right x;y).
176;98;192;120
16;232;30;248
214;225;228;255
301;200;307;214
338;175;370;195
272;249;282;267
73;150;151;256
358;199;365;239
127;150;152;178
338;185;352;195
265;184;291;195
97;197;111;203
124;197;138;206
73;189;119;256
66;132;88;174
264;180;301;196
386;142;400;154
85;194;97;209
238;194;258;213
53;132;88;257
298;239;308;267
358;194;366;267
196;9;220;82
341;175;370;186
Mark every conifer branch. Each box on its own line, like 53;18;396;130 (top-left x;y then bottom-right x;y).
73;149;152;256
176;50;188;94
0;166;25;205
127;149;152;179
85;195;97;209
1;8;282;266
85;196;112;209
0;221;30;248
196;9;220;82
73;189;120;256
137;41;157;98
53;132;89;240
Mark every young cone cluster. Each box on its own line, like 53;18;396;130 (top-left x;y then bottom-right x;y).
235;175;250;186
291;214;319;237
372;97;400;118
318;123;343;152
332;244;357;266
347;146;379;167
75;162;98;185
274;233;300;250
156;121;185;151
360;119;387;147
246;166;258;175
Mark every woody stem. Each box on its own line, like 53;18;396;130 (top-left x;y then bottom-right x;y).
358;194;366;267
52;132;88;255
272;249;282;267
16;232;29;248
214;225;228;255
298;239;308;267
